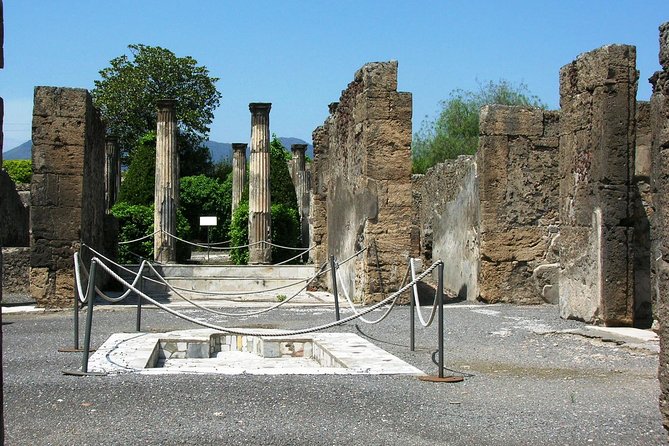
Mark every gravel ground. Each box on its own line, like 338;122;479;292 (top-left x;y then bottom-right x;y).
2;301;666;445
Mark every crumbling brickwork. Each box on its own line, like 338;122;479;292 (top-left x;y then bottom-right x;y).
30;87;108;307
477;105;560;304
1;247;29;297
559;45;638;325
309;61;414;302
413;156;479;300
651;21;669;437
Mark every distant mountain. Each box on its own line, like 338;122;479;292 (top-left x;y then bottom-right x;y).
2;138;314;164
2;140;32;160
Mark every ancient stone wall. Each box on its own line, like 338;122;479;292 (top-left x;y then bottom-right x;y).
30;87;108;307
477;105;561;304
651;21;669;437
559;45;637;326
310;61;415;302
1;247;29;297
413;156;479;300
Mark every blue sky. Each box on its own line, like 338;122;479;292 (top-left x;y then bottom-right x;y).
1;1;667;151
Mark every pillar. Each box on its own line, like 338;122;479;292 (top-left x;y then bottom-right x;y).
291;143;310;249
248;102;272;264
104;137;120;213
231;143;247;217
154;99;179;263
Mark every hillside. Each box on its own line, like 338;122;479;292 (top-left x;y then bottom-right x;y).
3;138;314;162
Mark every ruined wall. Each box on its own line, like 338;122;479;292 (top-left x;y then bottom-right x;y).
651;21;669;437
310;61;415;302
1;247;29;297
559;45;637;326
30;87;108;307
477;105;560;304
413;156;479;300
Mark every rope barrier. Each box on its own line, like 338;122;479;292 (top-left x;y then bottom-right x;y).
85;254;443;337
409;258;439;328
336;267;408;324
117;230;160;245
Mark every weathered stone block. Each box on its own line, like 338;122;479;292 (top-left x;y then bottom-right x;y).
479;105;543;137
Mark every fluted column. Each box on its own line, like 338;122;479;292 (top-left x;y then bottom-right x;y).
104;137;120;213
154;99;179;263
248;102;272;264
291;143;310;249
231;143;247;217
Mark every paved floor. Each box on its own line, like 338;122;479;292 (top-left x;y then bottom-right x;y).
2;299;666;445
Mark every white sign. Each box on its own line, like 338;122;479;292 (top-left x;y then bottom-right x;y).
199;216;218;227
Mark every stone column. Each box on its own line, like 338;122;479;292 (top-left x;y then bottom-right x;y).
154;99;179;263
248;103;272;264
231;143;247;217
104;137;120;213
291;143;310;249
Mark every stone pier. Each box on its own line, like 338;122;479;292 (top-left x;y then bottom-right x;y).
478;105;560;304
558;45;637;326
231;143;247;217
291;143;310;249
153;99;179;264
30;87;107;307
248;103;272;264
651;21;669;435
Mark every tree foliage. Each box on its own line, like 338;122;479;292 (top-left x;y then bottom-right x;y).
2;160;32;184
412;80;546;173
118;132;156;205
180;174;233;243
92;43;221;165
269;135;298;211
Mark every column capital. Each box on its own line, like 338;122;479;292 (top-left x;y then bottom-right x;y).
249;102;272;115
232;143;248;153
291;144;308;155
157;99;177;110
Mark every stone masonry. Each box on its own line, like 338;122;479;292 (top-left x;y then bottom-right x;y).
30;87;108;307
651;21;669;437
478;105;561;304
559;45;638;326
309;61;414;302
413;156;479;301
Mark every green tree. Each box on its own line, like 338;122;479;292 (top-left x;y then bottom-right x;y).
269;135;298;211
118;132;156;205
412;80;546;173
2;160;32;184
180;174;233;243
92;43;221;167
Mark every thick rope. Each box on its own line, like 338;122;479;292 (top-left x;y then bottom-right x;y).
118;230;160;245
336;266;409;324
86;255;443;337
410;257;439;327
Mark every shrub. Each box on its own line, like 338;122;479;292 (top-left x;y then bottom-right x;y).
3;160;32;184
118;132;156;205
229;201;249;265
180;174;232;244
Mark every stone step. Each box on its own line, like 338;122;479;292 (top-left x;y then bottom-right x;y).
119;264;319;296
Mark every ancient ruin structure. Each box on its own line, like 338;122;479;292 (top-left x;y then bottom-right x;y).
30;87;107;307
290;143;310;248
153;99;179;263
413;157;479;300
558;45;638;326
651;21;669;436
478;105;560;304
248;103;272;264
231;142;247;216
310;61;415;302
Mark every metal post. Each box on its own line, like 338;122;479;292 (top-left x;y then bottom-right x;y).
437;261;444;378
136;270;143;332
410;260;415;352
73;290;80;350
329;255;341;321
81;260;97;374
